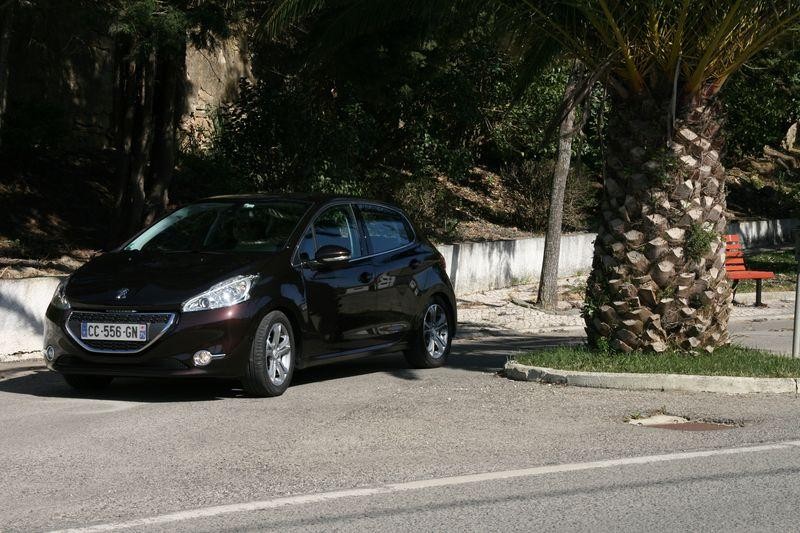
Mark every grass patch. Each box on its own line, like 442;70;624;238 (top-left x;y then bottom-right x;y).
736;249;796;292
513;344;800;378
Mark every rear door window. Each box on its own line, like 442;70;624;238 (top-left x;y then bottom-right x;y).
359;205;414;254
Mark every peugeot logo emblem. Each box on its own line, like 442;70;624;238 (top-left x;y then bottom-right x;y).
116;288;130;300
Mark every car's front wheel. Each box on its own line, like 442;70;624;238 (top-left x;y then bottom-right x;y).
242;311;296;397
62;374;114;392
404;296;452;368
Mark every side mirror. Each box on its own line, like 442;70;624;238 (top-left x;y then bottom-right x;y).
315;244;351;264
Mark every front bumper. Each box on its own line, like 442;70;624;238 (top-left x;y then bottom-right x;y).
43;303;257;378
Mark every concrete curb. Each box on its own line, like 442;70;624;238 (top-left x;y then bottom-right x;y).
505;362;798;394
0;351;42;364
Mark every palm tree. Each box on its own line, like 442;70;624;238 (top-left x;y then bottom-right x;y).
265;0;800;353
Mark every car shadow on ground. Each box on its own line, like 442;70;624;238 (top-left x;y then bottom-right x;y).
0;332;585;403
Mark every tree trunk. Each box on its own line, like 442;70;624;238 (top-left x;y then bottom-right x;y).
583;96;730;353
123;48;157;238
537;63;581;310
0;0;16;149
111;37;136;246
110;45;156;243
144;44;185;226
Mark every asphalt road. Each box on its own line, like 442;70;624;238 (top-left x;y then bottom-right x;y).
3;326;800;532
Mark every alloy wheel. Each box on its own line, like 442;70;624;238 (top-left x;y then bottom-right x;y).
423;304;449;359
265;322;291;386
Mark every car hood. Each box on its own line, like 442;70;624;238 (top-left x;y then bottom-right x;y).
65;251;270;309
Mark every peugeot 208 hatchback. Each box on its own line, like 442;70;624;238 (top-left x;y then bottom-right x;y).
43;195;457;396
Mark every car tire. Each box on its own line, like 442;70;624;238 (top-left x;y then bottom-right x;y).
62;374;114;391
404;296;452;368
242;311;296;397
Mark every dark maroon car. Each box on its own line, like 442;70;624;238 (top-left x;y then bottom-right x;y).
43;195;456;397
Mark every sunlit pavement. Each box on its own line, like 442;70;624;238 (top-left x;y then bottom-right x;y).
2;324;800;531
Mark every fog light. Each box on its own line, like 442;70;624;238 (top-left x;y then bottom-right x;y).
193;350;213;367
44;345;55;362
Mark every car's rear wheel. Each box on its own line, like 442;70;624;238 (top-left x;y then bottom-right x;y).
404;296;452;368
62;374;114;392
242;311;296;397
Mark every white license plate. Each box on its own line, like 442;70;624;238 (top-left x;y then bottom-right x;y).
81;322;148;342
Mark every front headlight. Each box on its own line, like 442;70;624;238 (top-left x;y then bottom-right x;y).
51;278;70;310
181;275;258;313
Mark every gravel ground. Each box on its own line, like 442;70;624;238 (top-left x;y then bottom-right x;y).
458;280;797;337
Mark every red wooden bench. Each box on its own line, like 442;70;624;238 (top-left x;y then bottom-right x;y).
723;234;775;306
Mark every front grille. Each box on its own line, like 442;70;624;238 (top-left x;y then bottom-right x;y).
66;311;176;354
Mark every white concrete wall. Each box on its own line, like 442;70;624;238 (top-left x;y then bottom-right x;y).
0;218;796;359
727;218;798;247
0;277;62;360
436;233;596;296
435;218;799;296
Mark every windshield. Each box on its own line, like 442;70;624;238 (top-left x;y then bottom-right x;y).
124;201;311;253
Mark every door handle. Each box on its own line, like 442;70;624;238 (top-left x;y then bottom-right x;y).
359;272;373;284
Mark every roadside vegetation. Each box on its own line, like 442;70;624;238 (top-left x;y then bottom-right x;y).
514;344;800;378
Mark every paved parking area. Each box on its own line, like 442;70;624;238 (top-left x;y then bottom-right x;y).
1;288;799;531
3;323;800;531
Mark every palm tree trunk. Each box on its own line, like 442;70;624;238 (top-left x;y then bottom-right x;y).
584;97;731;353
537;63;582;310
0;0;16;149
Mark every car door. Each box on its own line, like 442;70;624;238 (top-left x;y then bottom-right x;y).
297;203;379;359
356;203;424;343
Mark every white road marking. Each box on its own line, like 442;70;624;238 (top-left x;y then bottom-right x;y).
51;440;800;533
